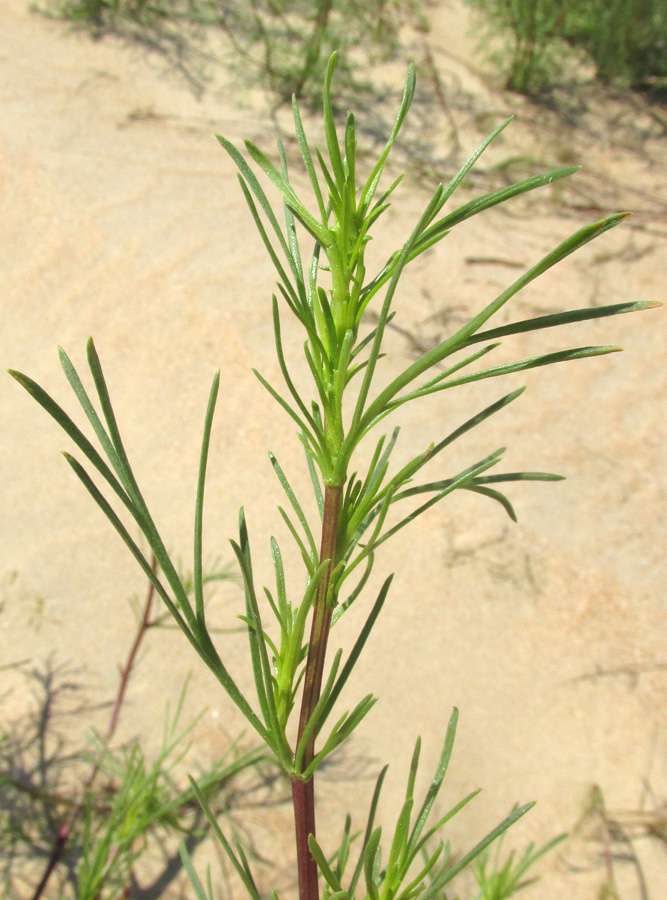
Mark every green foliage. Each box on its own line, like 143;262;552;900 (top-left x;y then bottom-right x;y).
74;698;261;900
9;51;658;900
467;0;667;94
307;711;535;900
219;0;423;106
0;574;270;898
35;0;422;105
467;0;567;94
562;0;667;87
0;670;269;898
470;827;567;899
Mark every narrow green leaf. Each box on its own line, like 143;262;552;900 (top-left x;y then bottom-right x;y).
57;346;127;488
279;139;306;286
441;345;622;390
325;588;390;722
270;452;319;563
86;339;195;621
407;709;458;859
253;368;321;451
237;177;303;311
363;827;382;900
244;139;332;246
359;63;416;213
271;296;320;437
277;505;318;576
304;440;325;519
322;52;346;189
187;776;263;900
469;299;662;345
347;185;447;457
315;146;342;214
385;792;414;891
435;117;514;212
395;841;444;900
412;789;481;860
292;95;327;220
85;339;143;504
349;766;388;895
426;803;535;893
424;165;579;241
304;694;377;778
308;834;345;893
361;214;628;427
218;134;295;263
230;520;286;763
194;372;219;626
368;343;501;429
179;843;212;900
464;485;518;521
294;648;343;775
344;112;356;186
63;453;188;636
360;451;504;557
8;368;133;509
10;361;198;630
350;311;396;361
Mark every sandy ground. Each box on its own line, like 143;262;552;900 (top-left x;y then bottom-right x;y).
2;1;667;897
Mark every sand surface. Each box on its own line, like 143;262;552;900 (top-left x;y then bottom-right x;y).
1;1;667;897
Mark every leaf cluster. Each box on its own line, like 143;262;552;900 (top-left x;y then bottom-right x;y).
0;661;268;899
307;711;535;900
468;0;667;94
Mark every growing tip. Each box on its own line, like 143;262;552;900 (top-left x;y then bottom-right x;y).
639;300;663;310
7;369;29;389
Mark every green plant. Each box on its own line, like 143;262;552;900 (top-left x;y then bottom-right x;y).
0;564;271;899
9;53;659;900
217;0;423;105
561;0;667;88
470;827;567;899
35;0;422;106
467;0;568;94
467;0;667;94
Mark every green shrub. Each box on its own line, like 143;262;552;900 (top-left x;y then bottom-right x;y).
467;0;667;94
36;0;423;105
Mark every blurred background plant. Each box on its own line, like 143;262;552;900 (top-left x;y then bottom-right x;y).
33;0;425;105
34;0;667;102
0;562;278;899
467;0;667;96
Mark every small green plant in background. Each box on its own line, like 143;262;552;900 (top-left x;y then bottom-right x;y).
9;53;659;899
0;564;273;899
216;0;423;106
470;827;566;899
467;0;667;95
35;0;423;106
467;0;567;95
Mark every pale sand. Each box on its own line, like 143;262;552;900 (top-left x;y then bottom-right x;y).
1;1;666;896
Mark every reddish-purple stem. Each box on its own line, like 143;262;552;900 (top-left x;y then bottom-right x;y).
30;556;158;900
291;485;342;900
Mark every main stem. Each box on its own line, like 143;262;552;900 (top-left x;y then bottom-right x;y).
291;484;342;900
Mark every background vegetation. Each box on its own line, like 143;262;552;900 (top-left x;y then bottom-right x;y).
36;0;424;104
467;0;667;95
36;0;667;102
